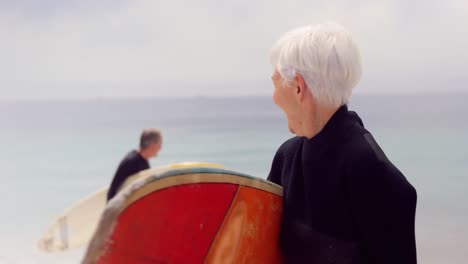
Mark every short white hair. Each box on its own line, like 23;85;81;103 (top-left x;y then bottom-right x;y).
270;22;362;107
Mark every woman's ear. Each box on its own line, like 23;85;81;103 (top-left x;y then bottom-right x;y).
295;74;307;102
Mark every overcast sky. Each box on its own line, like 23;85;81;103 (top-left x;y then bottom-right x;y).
1;0;467;100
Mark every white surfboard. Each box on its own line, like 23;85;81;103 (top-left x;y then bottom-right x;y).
38;162;223;252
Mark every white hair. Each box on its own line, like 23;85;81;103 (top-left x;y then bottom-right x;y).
270;22;362;107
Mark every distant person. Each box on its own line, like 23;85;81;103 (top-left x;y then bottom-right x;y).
107;129;162;201
267;23;417;263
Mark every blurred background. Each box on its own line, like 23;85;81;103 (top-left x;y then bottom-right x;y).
0;0;467;263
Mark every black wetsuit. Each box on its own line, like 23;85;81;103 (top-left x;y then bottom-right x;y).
107;150;150;201
268;105;417;264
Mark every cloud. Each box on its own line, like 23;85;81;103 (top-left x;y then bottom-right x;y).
0;0;467;99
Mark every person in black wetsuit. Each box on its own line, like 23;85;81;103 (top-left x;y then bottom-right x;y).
107;129;162;201
267;23;417;263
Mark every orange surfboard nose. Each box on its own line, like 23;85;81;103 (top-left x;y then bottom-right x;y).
86;169;283;264
98;184;238;264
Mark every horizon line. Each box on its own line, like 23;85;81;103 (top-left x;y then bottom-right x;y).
1;90;467;103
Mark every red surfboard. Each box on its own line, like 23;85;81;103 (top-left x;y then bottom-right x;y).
82;167;283;264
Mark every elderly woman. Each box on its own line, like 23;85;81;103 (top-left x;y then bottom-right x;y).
267;23;417;263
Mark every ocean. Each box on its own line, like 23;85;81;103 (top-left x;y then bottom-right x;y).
0;93;466;263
